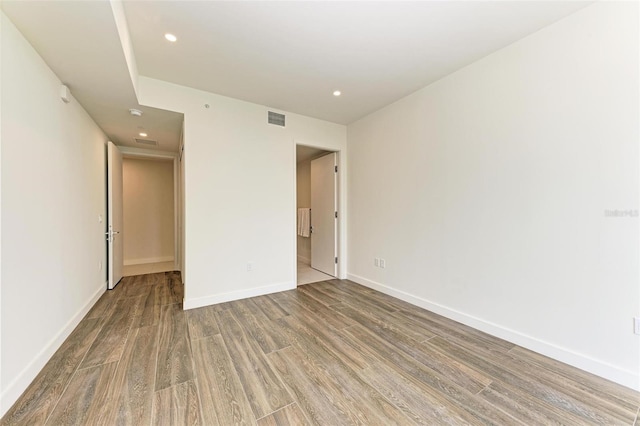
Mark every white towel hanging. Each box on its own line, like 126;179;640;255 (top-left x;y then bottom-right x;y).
297;208;311;238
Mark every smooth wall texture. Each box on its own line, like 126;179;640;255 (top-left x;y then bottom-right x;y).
138;77;347;308
122;157;175;265
348;2;639;389
296;159;311;263
1;12;107;414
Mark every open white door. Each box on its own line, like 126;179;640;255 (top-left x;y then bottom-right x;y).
107;141;124;290
311;152;337;277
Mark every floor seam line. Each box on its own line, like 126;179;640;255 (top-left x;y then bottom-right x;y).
255;402;296;421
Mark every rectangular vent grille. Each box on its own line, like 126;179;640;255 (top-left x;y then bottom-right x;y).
268;111;285;127
134;138;158;146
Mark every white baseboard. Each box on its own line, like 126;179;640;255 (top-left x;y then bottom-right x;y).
184;281;295;310
124;256;174;266
0;282;106;417
296;255;311;265
347;273;639;391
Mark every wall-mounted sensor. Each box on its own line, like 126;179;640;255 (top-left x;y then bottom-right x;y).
60;85;71;103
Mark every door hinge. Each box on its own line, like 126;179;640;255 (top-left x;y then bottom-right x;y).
335;165;338;173
335;211;338;218
335;257;338;264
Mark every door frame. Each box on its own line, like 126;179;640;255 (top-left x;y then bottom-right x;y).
118;146;181;272
107;141;124;289
293;141;347;286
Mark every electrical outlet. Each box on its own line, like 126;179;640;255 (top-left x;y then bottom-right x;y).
247;262;254;272
374;258;379;267
634;317;640;335
380;259;386;268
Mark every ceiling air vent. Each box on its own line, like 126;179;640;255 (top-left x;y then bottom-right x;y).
268;111;285;127
134;138;158;147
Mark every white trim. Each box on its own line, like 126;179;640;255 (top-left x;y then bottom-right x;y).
293;140;298;288
123;256;174;266
118;146;178;160
0;282;106;416
183;281;295;310
173;149;180;272
347;273;640;391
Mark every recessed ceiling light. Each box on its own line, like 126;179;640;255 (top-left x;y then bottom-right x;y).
139;132;148;137
165;33;177;42
333;90;341;97
129;108;143;117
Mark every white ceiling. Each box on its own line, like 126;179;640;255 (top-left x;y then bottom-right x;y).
2;1;591;151
1;1;183;152
123;1;590;125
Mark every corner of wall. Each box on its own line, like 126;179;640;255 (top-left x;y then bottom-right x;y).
0;283;105;417
109;0;139;96
346;273;640;391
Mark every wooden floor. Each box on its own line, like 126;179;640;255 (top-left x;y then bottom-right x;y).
3;273;639;425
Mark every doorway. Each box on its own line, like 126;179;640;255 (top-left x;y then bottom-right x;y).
106;145;181;283
121;156;176;276
296;145;339;285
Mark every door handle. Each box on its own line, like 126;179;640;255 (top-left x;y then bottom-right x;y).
105;227;120;242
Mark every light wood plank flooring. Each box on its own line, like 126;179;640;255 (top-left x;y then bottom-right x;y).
2;272;639;425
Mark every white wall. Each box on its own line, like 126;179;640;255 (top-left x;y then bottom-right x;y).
137;77;347;308
348;2;639;390
296;159;311;264
122;157;175;265
1;11;107;415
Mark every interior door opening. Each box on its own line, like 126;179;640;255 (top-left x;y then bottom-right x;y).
295;145;339;286
121;156;177;277
106;144;182;289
